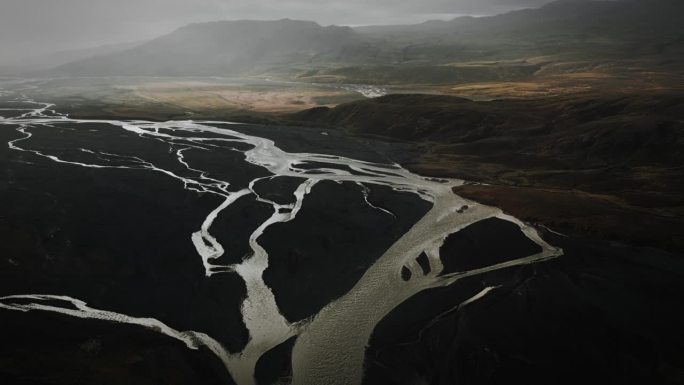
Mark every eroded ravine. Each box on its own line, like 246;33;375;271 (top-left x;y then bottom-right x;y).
0;92;562;385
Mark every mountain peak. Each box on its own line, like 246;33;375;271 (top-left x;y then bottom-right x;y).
55;18;362;77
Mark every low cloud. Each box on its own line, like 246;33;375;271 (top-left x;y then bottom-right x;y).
0;0;555;60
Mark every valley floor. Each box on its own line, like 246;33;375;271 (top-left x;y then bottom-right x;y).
19;75;682;253
1;75;683;385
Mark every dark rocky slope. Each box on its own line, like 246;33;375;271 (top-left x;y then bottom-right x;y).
289;93;684;250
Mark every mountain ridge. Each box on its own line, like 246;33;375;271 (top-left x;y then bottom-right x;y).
52;0;684;79
54;19;363;76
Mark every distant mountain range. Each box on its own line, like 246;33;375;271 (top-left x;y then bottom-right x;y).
0;42;140;75
358;0;682;40
45;0;684;79
54;19;362;77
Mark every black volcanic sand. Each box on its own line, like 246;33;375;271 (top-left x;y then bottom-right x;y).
211;194;274;266
364;231;684;385
0;310;235;385
20;123;197;177
261;181;431;322
201;140;256;153
0;102;41;109
0;110;32;119
156;127;243;140
254;337;297;385
251;176;308;206
176;146;272;187
439;218;543;274
223;123;417;165
292;161;380;177
1;124;250;354
291;93;684;252
1;117;433;383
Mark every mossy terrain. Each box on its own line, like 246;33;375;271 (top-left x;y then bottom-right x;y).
289;92;684;250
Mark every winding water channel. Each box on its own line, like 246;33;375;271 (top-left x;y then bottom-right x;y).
0;90;562;385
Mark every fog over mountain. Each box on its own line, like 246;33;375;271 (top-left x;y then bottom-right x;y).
49;0;683;78
53;20;363;77
1;1;684;385
0;0;556;66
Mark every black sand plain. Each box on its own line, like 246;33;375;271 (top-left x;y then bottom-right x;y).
0;110;435;384
1;99;683;385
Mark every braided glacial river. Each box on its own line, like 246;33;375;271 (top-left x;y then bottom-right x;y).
0;92;562;385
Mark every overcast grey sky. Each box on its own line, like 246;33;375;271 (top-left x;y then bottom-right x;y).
0;0;554;59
